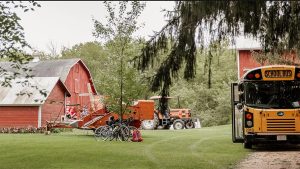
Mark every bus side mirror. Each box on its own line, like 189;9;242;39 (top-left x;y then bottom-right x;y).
236;103;243;110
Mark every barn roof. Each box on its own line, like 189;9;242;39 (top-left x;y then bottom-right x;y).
0;58;80;82
228;37;261;50
0;77;71;106
0;58;97;94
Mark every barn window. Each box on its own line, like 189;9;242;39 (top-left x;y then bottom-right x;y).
75;78;79;93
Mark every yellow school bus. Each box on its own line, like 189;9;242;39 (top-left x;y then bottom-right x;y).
231;65;300;148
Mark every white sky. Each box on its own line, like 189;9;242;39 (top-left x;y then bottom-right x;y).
16;1;175;54
16;1;260;54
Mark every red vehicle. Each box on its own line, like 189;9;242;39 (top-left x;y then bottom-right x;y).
46;96;154;131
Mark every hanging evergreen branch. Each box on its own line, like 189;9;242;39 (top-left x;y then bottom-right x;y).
136;1;300;112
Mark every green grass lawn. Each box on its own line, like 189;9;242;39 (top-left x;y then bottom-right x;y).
0;125;250;169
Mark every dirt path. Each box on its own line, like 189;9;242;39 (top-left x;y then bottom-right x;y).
235;145;300;169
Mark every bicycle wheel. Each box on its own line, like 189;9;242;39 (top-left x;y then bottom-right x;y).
109;125;118;141
101;126;112;141
118;125;130;141
94;126;103;141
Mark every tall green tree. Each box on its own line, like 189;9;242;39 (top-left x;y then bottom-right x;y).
170;46;237;127
0;1;40;87
136;1;300;111
92;1;146;120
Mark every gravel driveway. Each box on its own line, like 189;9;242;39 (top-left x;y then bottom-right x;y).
235;144;300;169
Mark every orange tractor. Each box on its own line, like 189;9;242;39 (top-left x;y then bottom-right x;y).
141;96;195;130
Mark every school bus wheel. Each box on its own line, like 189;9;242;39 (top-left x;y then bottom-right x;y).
243;141;252;149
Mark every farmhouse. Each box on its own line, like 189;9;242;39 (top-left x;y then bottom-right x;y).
0;58;98;128
0;77;70;128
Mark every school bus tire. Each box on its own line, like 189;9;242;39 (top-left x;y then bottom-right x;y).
243;141;252;149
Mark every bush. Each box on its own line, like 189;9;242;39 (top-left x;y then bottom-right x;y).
50;128;64;133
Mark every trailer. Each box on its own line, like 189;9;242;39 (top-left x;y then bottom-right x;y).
46;97;154;132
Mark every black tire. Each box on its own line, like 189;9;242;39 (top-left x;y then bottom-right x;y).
118;126;130;141
173;119;185;130
185;121;195;129
95;125;111;141
243;142;252;149
94;127;102;141
109;127;117;141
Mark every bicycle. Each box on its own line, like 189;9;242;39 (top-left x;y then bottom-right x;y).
94;125;111;141
94;117;138;142
107;123;130;141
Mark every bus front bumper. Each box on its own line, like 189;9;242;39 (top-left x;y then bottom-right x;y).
246;133;300;144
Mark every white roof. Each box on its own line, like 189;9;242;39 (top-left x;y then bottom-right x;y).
0;77;63;106
228;36;262;50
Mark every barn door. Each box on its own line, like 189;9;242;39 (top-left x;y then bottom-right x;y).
231;83;244;143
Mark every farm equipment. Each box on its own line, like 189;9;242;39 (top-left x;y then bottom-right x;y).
141;96;196;130
46;96;155;132
46;81;155;132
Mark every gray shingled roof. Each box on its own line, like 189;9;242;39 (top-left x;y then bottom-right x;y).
0;77;70;106
0;58;97;94
0;58;81;82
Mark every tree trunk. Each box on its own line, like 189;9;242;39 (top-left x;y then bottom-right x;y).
208;51;213;89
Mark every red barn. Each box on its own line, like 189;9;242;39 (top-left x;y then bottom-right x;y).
0;58;98;128
236;47;261;78
25;59;98;109
0;77;70;128
237;48;300;78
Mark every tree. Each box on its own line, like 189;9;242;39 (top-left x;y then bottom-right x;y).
0;1;40;87
136;1;300;111
169;45;237;127
92;1;146;120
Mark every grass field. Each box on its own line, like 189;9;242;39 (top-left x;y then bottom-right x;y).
0;125;250;169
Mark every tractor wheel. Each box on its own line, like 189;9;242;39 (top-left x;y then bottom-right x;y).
185;120;195;129
141;113;158;130
173;119;185;130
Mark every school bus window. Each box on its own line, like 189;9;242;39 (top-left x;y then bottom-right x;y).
244;81;300;109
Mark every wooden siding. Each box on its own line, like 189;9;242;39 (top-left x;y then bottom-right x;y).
238;50;300;78
0;81;67;128
41;82;66;126
64;62;94;115
238;50;261;78
0;107;39;127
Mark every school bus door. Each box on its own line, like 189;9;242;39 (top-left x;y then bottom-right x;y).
231;83;244;143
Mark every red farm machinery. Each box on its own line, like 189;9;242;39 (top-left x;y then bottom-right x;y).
46;94;155;132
